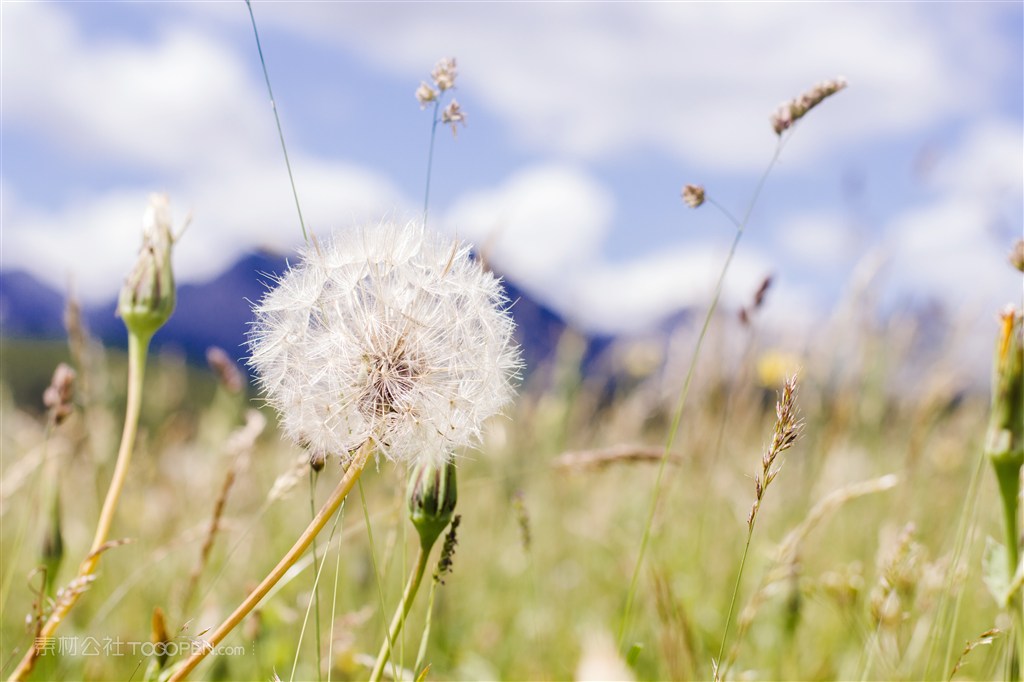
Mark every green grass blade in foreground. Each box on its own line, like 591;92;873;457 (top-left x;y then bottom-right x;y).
245;0;308;244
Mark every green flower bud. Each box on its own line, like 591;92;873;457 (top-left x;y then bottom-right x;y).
986;306;1024;468
118;194;177;339
408;459;457;550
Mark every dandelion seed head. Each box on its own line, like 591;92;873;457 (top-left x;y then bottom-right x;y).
248;221;520;467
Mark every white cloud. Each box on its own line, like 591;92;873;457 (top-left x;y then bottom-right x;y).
1;3;407;301
930;119;1024;198
442;165;613;284
440;164;779;334
1;157;404;301
2;3;269;170
778;211;861;272
881;119;1022;313
1;2;1018;346
566;246;772;334
885;198;1019;311
252;2;1014;171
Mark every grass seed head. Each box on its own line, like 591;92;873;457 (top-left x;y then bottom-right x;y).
43;363;76;425
248;221;520;468
770;77;848;136
430;57;457;91
681;184;705;209
206;347;243;394
442;100;467;136
416;82;438;108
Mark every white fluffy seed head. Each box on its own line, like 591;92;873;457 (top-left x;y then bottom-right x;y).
248;221;521;467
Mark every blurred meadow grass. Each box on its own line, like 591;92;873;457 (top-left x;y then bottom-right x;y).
1;35;1017;682
0;294;1008;680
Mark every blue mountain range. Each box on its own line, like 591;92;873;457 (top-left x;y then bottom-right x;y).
0;252;595;375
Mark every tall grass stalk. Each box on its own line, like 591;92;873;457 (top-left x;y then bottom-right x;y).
245;0;307;244
930;448;987;676
290;498;344;682
422;98;442;227
618;138;786;648
167;442;373;681
309;470;323;682
714;375;801;680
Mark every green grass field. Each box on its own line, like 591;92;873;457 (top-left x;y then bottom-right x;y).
0;305;1012;681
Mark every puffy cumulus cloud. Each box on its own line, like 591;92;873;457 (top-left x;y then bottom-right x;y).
2;2;269;170
442;165;777;334
929;119;1024;198
1;158;403;301
885;199;1018;310
777;211;861;273
883;119;1022;313
565;246;772;334
2;187;161;299
441;165;614;285
252;2;1014;171
1;3;407;301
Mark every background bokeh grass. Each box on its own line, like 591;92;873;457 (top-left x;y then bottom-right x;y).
0;294;1008;681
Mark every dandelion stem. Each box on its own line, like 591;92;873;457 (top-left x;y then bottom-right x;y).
168;442;373;682
8;330;152;681
618;139;785;649
89;331;150;566
245;0;308;244
369;544;432;682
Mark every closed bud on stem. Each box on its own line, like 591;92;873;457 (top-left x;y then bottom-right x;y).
986;306;1024;469
408;459;457;550
118;194;178;339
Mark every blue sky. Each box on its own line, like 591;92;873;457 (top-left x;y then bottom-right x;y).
2;2;1021;345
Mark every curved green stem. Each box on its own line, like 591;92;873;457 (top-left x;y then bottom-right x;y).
9;330;152;681
370;544;431;682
